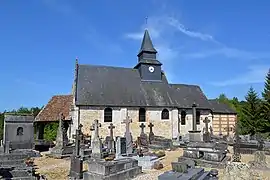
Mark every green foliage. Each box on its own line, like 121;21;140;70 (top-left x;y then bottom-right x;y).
241;87;264;135
261;69;270;131
43;122;58;141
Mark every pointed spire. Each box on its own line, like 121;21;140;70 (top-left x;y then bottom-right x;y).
138;29;157;54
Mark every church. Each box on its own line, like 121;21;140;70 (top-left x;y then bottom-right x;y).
35;29;237;140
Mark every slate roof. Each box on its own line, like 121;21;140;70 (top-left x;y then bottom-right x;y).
35;95;73;122
138;29;157;54
75;64;212;109
208;99;237;114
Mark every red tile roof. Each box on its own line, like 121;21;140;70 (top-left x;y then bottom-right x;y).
35;95;73;122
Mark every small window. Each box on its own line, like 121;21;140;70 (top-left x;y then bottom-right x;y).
139;108;146;122
161;109;169;119
181;111;186;125
17;127;23;136
196;111;201;125
104;107;112;122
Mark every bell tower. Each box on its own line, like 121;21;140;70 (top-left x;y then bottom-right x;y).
134;29;162;81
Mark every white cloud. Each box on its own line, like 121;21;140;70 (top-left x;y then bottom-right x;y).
183;47;270;60
210;65;270;86
166;17;219;43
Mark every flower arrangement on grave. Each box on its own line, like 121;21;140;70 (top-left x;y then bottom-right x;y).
24;157;34;166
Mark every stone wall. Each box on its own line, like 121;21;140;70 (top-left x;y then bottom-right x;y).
69;106;222;140
212;113;236;136
178;109;212;138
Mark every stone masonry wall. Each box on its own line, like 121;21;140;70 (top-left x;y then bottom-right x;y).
70;106;223;140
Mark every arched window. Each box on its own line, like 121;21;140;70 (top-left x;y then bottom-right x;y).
181;111;186;125
139;108;146;122
17;127;23;136
161;109;169;119
104;107;112;122
196;111;201;125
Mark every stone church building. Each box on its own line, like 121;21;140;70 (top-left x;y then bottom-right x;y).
35;30;236;140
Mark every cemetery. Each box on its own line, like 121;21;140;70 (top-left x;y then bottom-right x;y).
1;13;270;180
0;111;270;180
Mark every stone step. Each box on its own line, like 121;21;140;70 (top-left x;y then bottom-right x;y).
0;153;30;161
0;168;35;178
0;159;27;168
196;171;210;180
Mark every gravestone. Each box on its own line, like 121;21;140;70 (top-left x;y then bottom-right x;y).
49;113;73;158
116;137;127;159
203;117;211;142
3;114;34;150
232;121;241;162
148;123;155;144
108;123;115;153
69;125;83;179
139;123;148;147
90;119;102;159
122;116;133;155
159;160;219;180
188;103;201;142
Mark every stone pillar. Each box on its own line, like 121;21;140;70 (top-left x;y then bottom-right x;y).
171;109;179;139
36;123;45;140
192;103;197;131
188;103;201;142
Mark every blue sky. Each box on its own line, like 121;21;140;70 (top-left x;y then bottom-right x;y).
0;0;270;111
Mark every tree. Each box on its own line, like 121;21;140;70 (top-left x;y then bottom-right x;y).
261;69;270;131
241;87;263;135
43;122;58;141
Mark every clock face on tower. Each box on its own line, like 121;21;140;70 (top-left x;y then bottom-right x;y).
148;66;155;73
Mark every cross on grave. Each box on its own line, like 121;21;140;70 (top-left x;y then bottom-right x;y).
148;123;154;144
74;125;83;156
140;123;146;134
203;117;211;142
122;116;133;155
122;116;132;133
91;119;101;139
232;121;241;162
108;123;115;153
148;123;154;132
203;117;210;133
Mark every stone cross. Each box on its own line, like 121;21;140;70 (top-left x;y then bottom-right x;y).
232;119;241;162
91;119;101;140
108;123;115;153
203;117;210;133
122;116;132;133
148;123;154;144
74;125;83;156
209;126;213;136
122;116;133;155
55;113;68;148
140;123;146;134
90;120;102;159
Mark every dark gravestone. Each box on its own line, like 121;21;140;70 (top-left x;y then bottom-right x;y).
203;117;211;142
108;123;115;153
122;116;133;155
69;125;83;179
232;120;241;162
139;123;148;147
120;138;127;154
148;123;154;144
3;114;34;150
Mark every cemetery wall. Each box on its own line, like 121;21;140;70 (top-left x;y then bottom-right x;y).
211;114;236;136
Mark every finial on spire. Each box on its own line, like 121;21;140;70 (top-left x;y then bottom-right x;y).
145;16;148;29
